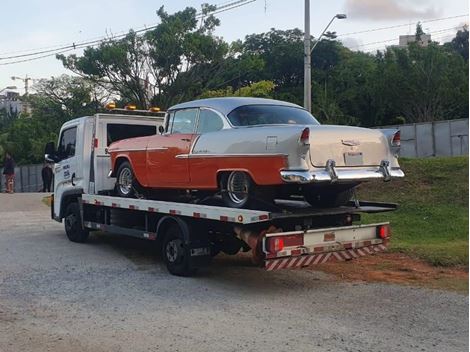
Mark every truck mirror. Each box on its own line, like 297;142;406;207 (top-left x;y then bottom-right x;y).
44;141;58;163
158;125;165;134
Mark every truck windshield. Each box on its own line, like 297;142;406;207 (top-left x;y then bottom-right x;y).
227;105;319;127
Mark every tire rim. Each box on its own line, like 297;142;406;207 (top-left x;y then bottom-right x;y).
227;172;249;205
65;213;76;232
166;239;183;263
118;167;133;195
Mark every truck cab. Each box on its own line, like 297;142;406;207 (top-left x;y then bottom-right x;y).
46;112;164;222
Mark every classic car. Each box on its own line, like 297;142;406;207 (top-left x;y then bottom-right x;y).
108;97;404;208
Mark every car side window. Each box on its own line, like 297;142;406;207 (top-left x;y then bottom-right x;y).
197;109;224;134
171;109;198;134
57;127;77;160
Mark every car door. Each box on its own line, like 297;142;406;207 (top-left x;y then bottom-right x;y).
146;108;198;186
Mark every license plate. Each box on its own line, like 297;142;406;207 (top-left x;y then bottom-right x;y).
344;152;363;166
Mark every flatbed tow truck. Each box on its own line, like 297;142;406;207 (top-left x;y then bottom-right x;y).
46;108;396;276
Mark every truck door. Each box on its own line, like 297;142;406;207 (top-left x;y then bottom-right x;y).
53;123;82;219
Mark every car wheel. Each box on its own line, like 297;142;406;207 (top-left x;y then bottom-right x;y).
220;171;252;209
304;188;355;208
162;224;197;276
64;202;89;243
116;161;137;198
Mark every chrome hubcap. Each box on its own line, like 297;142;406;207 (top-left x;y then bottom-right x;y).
227;172;249;204
118;167;133;195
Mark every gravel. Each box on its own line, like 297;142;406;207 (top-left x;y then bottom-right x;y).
0;193;468;352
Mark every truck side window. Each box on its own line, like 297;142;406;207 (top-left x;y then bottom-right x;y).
57;127;77;160
171;109;198;134
197;109;224;134
107;124;157;146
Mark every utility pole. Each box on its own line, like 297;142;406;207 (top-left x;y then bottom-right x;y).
303;0;311;112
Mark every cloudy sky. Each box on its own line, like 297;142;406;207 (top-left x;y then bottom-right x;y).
0;0;468;93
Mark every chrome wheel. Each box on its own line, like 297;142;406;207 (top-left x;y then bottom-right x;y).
226;172;249;205
118;167;133;196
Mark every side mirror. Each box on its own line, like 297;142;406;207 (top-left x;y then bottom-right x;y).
44;141;58;163
158;125;165;134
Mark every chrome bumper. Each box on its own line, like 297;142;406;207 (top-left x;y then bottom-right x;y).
280;159;405;184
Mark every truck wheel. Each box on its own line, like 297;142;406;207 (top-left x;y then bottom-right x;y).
162;224;197;276
116;161;137;198
64;202;89;243
304;188;354;208
220;171;253;209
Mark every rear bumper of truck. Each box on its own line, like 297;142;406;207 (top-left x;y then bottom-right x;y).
263;223;390;271
280;159;405;184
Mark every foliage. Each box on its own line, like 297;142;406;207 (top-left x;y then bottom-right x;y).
199;80;275;98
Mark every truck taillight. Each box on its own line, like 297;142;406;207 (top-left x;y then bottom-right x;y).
377;224;391;239
392;131;400;147
300;127;310;145
265;234;304;253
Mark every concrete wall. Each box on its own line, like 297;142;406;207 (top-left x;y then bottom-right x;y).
380;119;468;158
1;164;51;193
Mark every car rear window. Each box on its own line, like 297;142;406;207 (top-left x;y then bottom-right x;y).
227;105;320;126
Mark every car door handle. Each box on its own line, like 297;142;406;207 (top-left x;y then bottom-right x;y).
180;138;191;142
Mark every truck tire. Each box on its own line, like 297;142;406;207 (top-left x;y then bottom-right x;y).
116;161;138;198
161;224;197;276
304;188;354;208
64;202;89;243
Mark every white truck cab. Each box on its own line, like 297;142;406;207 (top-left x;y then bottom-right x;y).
46;112;164;222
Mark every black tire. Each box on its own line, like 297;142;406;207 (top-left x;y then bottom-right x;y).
64;202;89;243
304;188;354;208
161;224;197;276
220;171;253;209
115;161;138;198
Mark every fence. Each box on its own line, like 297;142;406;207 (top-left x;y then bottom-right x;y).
1;163;48;193
379;118;469;158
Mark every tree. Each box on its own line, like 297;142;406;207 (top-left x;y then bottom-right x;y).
448;27;469;61
199;80;275;98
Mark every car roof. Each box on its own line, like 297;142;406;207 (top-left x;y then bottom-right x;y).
168;97;303;116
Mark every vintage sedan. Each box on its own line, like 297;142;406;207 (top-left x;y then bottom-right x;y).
108;97;404;208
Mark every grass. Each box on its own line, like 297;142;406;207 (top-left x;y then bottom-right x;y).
357;156;469;267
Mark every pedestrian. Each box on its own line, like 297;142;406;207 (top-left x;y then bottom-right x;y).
41;162;53;192
3;152;15;194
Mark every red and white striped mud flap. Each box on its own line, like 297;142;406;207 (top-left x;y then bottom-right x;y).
265;243;388;271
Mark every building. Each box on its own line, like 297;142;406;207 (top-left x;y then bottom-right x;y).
397;34;432;48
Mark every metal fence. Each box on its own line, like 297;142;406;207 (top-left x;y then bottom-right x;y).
1;163;49;193
379;118;469;158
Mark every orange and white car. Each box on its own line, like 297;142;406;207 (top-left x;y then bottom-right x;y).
108;97;404;208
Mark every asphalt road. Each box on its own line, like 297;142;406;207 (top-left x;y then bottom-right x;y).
0;193;468;352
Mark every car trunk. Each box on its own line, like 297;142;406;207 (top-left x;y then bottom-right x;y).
308;125;391;168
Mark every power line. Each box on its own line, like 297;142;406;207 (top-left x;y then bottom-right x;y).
0;0;257;64
337;14;468;37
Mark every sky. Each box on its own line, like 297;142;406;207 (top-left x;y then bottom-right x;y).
0;0;468;94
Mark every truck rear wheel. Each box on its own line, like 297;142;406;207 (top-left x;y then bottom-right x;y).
162;224;197;276
64;202;89;243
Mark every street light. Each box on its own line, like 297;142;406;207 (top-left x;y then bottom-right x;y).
304;5;347;112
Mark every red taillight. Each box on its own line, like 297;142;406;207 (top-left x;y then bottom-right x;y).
265;234;304;253
377;224;391;239
300;127;310;145
392;131;400;147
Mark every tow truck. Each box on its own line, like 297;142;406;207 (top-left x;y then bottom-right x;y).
45;105;396;276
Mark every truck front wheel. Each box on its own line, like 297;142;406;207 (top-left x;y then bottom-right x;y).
64;202;89;243
161;224;197;276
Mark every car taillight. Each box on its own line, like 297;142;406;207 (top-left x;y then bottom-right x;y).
265;234;304;253
300;127;310;145
392;131;400;147
377;224;391;239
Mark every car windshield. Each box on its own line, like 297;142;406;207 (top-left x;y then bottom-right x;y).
227;105;320;126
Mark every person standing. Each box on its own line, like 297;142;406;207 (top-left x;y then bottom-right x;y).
41;162;53;192
3;152;15;194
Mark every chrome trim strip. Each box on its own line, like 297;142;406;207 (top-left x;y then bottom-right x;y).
147;147;168;151
108;147;168;152
175;153;289;159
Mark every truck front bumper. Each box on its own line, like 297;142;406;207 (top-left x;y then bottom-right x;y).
280;159;405;184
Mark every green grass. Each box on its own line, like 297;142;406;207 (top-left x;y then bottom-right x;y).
358;156;469;267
